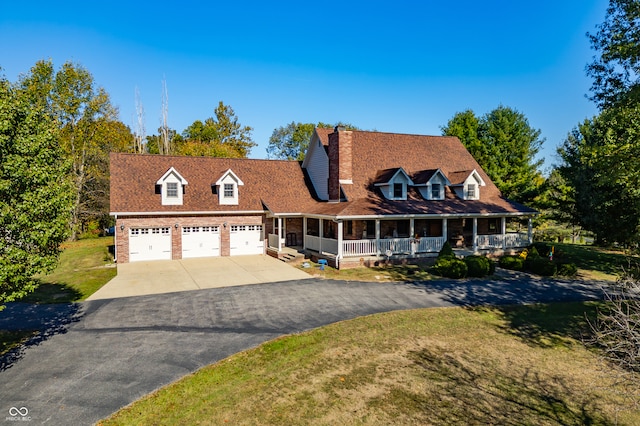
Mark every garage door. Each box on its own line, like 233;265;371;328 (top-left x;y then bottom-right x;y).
182;226;220;258
230;225;264;255
129;227;172;262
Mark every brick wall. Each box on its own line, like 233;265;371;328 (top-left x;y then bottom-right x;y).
328;127;353;201
115;214;265;263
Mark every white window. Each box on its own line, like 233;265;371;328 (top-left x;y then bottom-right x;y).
393;183;403;199
224;183;234;198
166;182;178;198
466;184;476;199
431;183;441;199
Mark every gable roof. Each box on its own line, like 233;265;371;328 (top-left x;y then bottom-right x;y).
310;129;536;217
373;167;413;185
110;153;318;215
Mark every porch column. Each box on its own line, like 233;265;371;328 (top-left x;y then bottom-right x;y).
528;217;533;244
442;218;448;243
303;217;307;250
375;219;381;256
410;219;415;238
319;219;324;254
472;217;478;252
337;221;344;260
501;217;507;249
277;217;283;251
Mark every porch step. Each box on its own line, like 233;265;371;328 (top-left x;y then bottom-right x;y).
280;252;304;263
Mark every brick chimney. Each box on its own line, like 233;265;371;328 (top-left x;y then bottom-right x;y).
328;126;353;202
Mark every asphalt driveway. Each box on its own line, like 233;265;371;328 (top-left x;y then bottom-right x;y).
0;272;605;425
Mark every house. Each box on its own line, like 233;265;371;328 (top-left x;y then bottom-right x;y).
110;127;537;266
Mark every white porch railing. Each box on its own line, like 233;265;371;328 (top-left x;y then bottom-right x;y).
268;233;280;249
304;235;339;255
416;236;447;253
343;239;377;257
476;233;529;250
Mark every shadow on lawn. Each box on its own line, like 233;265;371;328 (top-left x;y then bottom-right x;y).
405;346;614;425
19;279;83;304
0;302;82;371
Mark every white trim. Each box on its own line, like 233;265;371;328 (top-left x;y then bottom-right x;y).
110;210;265;216
156;166;188;185
215;169;245;186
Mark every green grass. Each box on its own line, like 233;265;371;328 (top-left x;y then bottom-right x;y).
22;237;116;303
0;330;37;357
550;243;638;281
102;302;640;425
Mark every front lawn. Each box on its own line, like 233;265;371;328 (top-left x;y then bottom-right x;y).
102;302;640;425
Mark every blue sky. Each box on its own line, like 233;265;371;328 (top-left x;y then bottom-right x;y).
1;1;608;170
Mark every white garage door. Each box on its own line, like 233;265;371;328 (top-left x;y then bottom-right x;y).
182;226;220;258
129;227;172;262
230;225;264;256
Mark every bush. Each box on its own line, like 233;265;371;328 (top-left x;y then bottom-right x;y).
499;255;524;271
438;241;454;258
433;256;467;279
531;242;550;257
556;262;578;277
464;255;491;277
527;257;557;276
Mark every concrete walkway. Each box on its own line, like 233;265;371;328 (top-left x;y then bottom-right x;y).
87;255;312;300
0;273;605;425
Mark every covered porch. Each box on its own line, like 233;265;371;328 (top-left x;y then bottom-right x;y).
267;215;533;268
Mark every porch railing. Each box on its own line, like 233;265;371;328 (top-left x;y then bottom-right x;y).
341;236;446;258
268;233;280;249
343;239;377;257
304;235;339;255
476;233;529;250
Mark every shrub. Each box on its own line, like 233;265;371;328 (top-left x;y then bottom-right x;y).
438;241;454;258
528;245;540;258
464;255;491;277
528;257;557;276
433;256;467;279
499;255;524;271
556;262;578;277
531;242;550;257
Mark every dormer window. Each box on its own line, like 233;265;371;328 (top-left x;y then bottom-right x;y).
167;182;178;198
431;183;441;199
393;183;403;199
156;167;188;206
215;169;244;206
466;184;476;199
374;167;412;201
449;169;485;200
224;183;234;198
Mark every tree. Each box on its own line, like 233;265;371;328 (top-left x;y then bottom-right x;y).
557;107;640;245
18;60;120;240
179;101;256;158
0;74;73;306
266;121;360;160
267;122;316;160
587;0;640;109
442;106;544;204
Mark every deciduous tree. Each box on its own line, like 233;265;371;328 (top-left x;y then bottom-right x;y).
266;121;360;160
0;74;73;306
179;101;255;158
19;60;121;239
587;0;640;109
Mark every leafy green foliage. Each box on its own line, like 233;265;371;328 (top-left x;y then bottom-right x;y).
557;106;640;245
433;256;467;279
587;0;640;109
438;240;454;257
556;262;578;277
18;60;124;240
266;122;315;160
499;256;525;271
464;255;493;277
0;76;73;306
178;101;256;158
442;106;544;204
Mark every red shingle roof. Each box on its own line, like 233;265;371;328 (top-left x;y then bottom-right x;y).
110;153;319;215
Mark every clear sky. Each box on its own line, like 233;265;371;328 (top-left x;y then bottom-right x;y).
1;1;608;170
